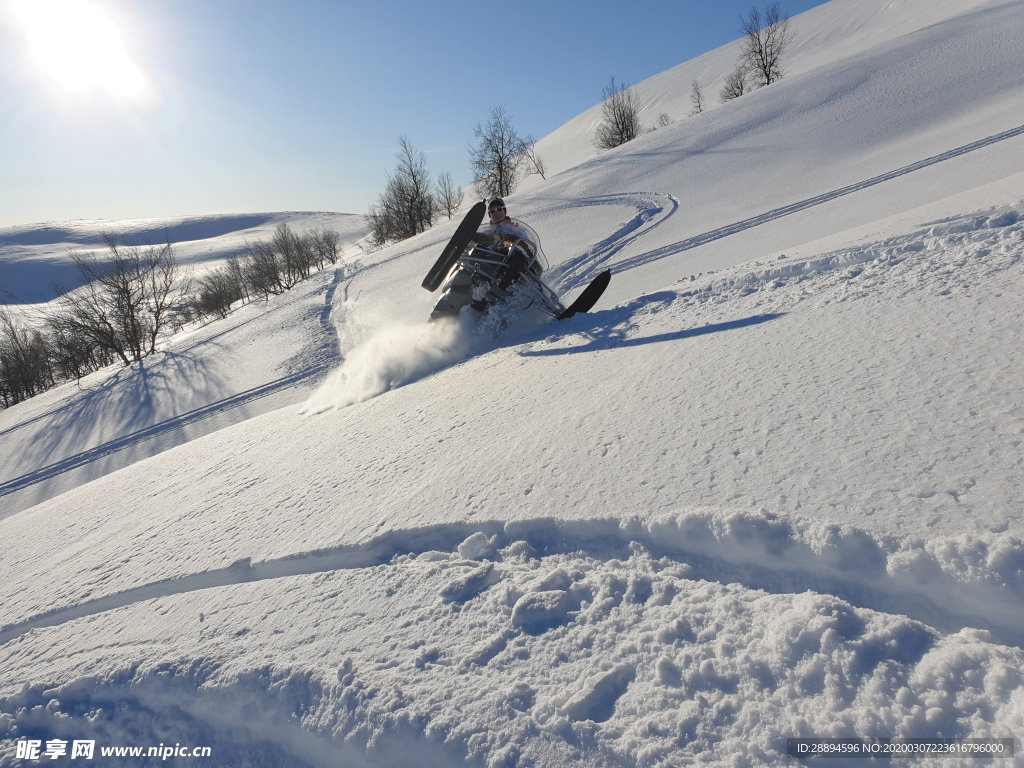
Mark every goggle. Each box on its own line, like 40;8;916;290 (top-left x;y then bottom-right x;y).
488;206;505;214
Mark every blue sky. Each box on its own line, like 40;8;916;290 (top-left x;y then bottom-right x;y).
0;0;828;227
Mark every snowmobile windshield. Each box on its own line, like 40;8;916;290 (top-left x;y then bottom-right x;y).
482;219;549;273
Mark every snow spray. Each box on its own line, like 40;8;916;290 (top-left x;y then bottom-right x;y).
301;316;476;412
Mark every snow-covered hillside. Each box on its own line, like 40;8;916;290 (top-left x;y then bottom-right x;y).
0;211;365;305
2;0;1023;766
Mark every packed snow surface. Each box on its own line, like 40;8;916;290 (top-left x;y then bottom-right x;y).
2;0;1024;765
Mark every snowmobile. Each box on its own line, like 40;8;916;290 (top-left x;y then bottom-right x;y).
422;201;610;322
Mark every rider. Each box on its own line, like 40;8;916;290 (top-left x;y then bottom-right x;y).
474;198;543;275
481;198;532;242
429;198;553;319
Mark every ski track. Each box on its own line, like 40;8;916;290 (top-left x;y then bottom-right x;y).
2;512;1022;649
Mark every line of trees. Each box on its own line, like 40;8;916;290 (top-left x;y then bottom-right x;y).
366;105;549;249
0;308;57;408
0;235;188;408
190;223;342;320
1;223;345;409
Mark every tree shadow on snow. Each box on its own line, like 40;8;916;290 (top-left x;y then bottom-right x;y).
519;310;786;357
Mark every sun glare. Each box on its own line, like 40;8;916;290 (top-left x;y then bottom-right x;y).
14;0;145;98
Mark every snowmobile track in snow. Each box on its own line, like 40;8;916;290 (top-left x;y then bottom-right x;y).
612;123;1024;273
0;367;325;505
0;266;352;511
3;514;1022;649
539;192;680;292
522;123;1024;294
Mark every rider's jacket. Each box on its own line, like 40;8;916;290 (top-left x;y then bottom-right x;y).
474;217;544;275
481;218;533;245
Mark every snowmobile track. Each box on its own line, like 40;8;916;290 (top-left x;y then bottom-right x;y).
0;367;326;506
614;122;1024;273
537;192;680;292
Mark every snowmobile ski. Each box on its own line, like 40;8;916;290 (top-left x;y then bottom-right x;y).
557;270;611;320
422;201;487;292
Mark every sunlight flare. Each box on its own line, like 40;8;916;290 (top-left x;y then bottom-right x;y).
13;0;144;97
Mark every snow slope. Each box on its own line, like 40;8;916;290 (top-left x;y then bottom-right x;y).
2;1;1023;765
528;0;1010;180
0;213;369;516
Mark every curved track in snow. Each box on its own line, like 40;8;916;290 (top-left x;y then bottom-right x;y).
3;513;1021;649
505;123;1024;298
536;192;679;293
612;123;1024;274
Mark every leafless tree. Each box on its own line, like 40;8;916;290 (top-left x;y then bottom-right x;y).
309;226;342;266
651;113;674;131
739;2;793;87
239;240;285;299
272;223;316;287
52;236;191;366
192;268;242;319
435;171;465;220
367;136;438;248
469;105;529;198
594;76;643;151
690;80;706;115
520;136;547;180
0;308;53;408
45;315;112;382
720;65;750;102
225;254;249;302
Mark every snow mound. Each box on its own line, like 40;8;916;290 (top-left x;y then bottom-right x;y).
3;516;1023;767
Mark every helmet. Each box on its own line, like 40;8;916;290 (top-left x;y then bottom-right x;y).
488;198;505;213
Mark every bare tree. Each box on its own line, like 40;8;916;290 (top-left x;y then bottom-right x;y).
367;136;438;248
720;65;750;102
435;171;465;220
192;269;242;319
740;2;793;87
690;80;706;115
594;76;643;151
469;105;529;198
272;223;316;287
226;254;249;302
309;226;342;266
52;236;191;366
239;240;285;299
651;113;674;131
0;308;53;408
45;315;112;382
520;136;547;180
